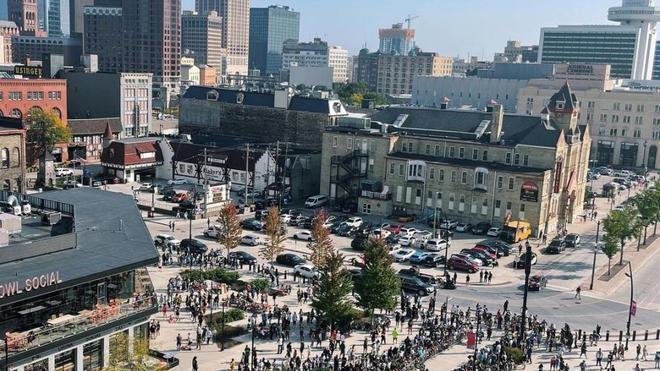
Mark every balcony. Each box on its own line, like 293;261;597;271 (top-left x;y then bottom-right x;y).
360;189;392;200
1;297;157;360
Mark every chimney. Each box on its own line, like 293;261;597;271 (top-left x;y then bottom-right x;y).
490;104;504;144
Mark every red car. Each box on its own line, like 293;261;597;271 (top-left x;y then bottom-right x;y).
447;254;479;273
388;224;403;234
471;246;498;260
172;192;190;203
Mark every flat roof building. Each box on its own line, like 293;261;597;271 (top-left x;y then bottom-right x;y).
248;5;299;76
181;10;222;69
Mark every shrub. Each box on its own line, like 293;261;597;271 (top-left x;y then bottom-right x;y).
206;308;245;328
249;279;271;291
212;325;246;341
180;268;240;285
504;347;524;365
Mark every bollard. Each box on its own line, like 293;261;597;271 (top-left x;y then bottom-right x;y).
606;330;610;342
578;329;582;340
619;330;623;342
633;330;636;341
657;329;660;340
645;330;648;341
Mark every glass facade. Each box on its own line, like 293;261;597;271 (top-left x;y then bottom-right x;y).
54;349;76;371
83;339;104;371
653;39;660;80
541;31;637;78
24;359;48;371
248;6;300;75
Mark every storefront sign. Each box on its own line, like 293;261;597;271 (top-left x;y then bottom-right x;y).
0;271;62;298
520;181;539;202
14;65;43;78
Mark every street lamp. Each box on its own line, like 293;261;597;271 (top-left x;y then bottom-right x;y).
589;221;600;290
624;262;634;351
251;325;256;371
519;244;532;346
220;300;225;351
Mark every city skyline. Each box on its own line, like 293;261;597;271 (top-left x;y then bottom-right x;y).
183;0;620;58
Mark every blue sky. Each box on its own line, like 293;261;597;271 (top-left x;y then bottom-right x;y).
182;0;621;58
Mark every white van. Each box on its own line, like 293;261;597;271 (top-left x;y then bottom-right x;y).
204;224;224;239
304;195;327;208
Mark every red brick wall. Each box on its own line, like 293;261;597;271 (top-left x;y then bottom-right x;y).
0;79;67;124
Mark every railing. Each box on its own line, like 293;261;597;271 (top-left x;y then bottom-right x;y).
1;297;156;356
330;150;367;165
360;190;392;200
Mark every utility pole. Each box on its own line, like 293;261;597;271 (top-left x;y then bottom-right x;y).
519;244;532;346
590;221;600;290
625;262;634;350
244;144;249;206
281;141;289;206
274;141;280;203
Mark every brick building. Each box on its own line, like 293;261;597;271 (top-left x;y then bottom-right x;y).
0;77;67;121
68;117;122;161
0;117;26;192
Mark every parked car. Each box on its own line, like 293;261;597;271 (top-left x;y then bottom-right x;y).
398;267;439;286
180;239;208;255
459;249;491;266
412;230;433;247
528;274;548;291
294;264;320;279
371;228;391;239
167;179;187;185
240;235;261;246
546;239;566;254
204;224;224;239
413;253;446;268
565;233;581;248
399;227;418;237
389;248;416;262
137;183;153;192
304;195;328;208
228;251;257;264
276;253;306;267
343;217;364;228
399;276;434;296
398;235;416;247
476;240;512;257
55;168;74;177
471;245;499;260
447;254;479;273
351;236;368;251
440;219;459;230
515;252;538;269
425;238;448;252
472;222;491;235
486;227;502;237
172;192;190;203
293;230;313;241
455;223;473;233
388;224;403;234
154;234;181;248
336;224;358;237
240;219;263;231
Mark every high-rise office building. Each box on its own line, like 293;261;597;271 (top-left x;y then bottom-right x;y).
378;23;415;55
181;10;222;68
8;0;39;35
539;0;660;80
84;0;181;90
68;0;92;36
37;0;70;36
196;0;249;76
0;0;8;19
248;5;299;76
282;38;348;83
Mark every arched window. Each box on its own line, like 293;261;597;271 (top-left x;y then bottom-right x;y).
0;109;5;117
0;148;8;168
9;109;22;118
51;107;62;119
28;106;43;116
11;147;20;168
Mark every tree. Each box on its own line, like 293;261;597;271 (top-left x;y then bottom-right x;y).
354;237;400;319
311;249;354;330
216;202;242;255
106;332;157;371
602;205;641;266
25;109;71;158
633;191;659;246
308;208;333;267
260;206;285;262
601;233;620;276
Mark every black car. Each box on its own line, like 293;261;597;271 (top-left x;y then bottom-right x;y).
472;222;491;235
475;240;511;257
546;239;566;254
417;253;446;268
398;268;439;286
515;252;538;269
180;239;208;255
565;233;581;248
351;236;368;251
162;190;177;201
460;249;497;266
528;274;548;291
276;253;306;267
336;224;358;237
399;276;434;296
228;251;257;264
241;219;263;231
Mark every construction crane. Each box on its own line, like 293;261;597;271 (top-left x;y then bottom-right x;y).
405;15;419;29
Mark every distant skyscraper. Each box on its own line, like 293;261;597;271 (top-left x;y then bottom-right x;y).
248;5;299;76
68;0;91;36
182;10;222;67
8;0;39;34
84;0;181;89
540;0;660;80
282;38;348;83
0;1;8;20
196;0;249;76
37;0;70;36
378;23;415;55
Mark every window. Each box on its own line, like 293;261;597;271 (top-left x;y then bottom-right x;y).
347;137;353;149
613;102;620;111
472;149;478;160
497;176;503;189
625;103;632;112
506;201;512;210
600;113;607;122
623;116;631;124
459;147;465;158
634;129;641;138
523;154;529;166
495;200;501;208
514;153;520;165
637;104;644;112
332;136;337;147
635;117;643;125
508;177;514;190
425;144;431;155
451;171;457;182
429;168;435;179
401;142;407;152
389;163;395;175
612;115;619;123
408;142;413;152
520;204;525;212
505;153;511;164
482;150;488;161
434;145;441;156
399;164;404;176
0;148;8;168
438;169;445;181
449;147;455;157
461;171;467;184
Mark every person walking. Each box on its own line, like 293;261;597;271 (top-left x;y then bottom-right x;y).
466;274;470;286
176;333;181;350
392;328;399;343
596;348;603;366
575;286;581;300
192;356;198;371
636;343;641;360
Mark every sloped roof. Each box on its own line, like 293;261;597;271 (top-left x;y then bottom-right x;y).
288;96;346;115
170;141;261;171
548;82;578;112
68;118;122;136
101;138;163;166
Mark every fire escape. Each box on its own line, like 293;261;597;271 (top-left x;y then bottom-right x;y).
330;150;368;209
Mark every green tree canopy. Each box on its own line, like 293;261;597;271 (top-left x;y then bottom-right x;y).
308;208;333;267
260;206;285;262
354;237;400;318
311;249;354;329
216;203;242;255
602;205;641;265
601;233;620;276
26;109;71;158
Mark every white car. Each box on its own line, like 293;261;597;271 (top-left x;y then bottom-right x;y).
280;214;292;224
371;228;391;239
63;180;84;188
613;205;625;211
425;239;448;252
398;235;416;247
293;231;313;241
167;179;187;185
455;223;473;233
137;183;152;191
294;264;320;279
390;248;416;262
343;217;363;227
486;227;502;237
440;219;458;230
413;230;433;246
399;227;418;237
240;235;261;246
55;168;73;177
154;234;181;248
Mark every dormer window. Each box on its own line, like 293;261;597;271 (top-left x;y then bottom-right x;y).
556;101;565;110
206;90;219;101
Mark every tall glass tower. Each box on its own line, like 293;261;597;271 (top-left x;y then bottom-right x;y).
248;5;299;76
